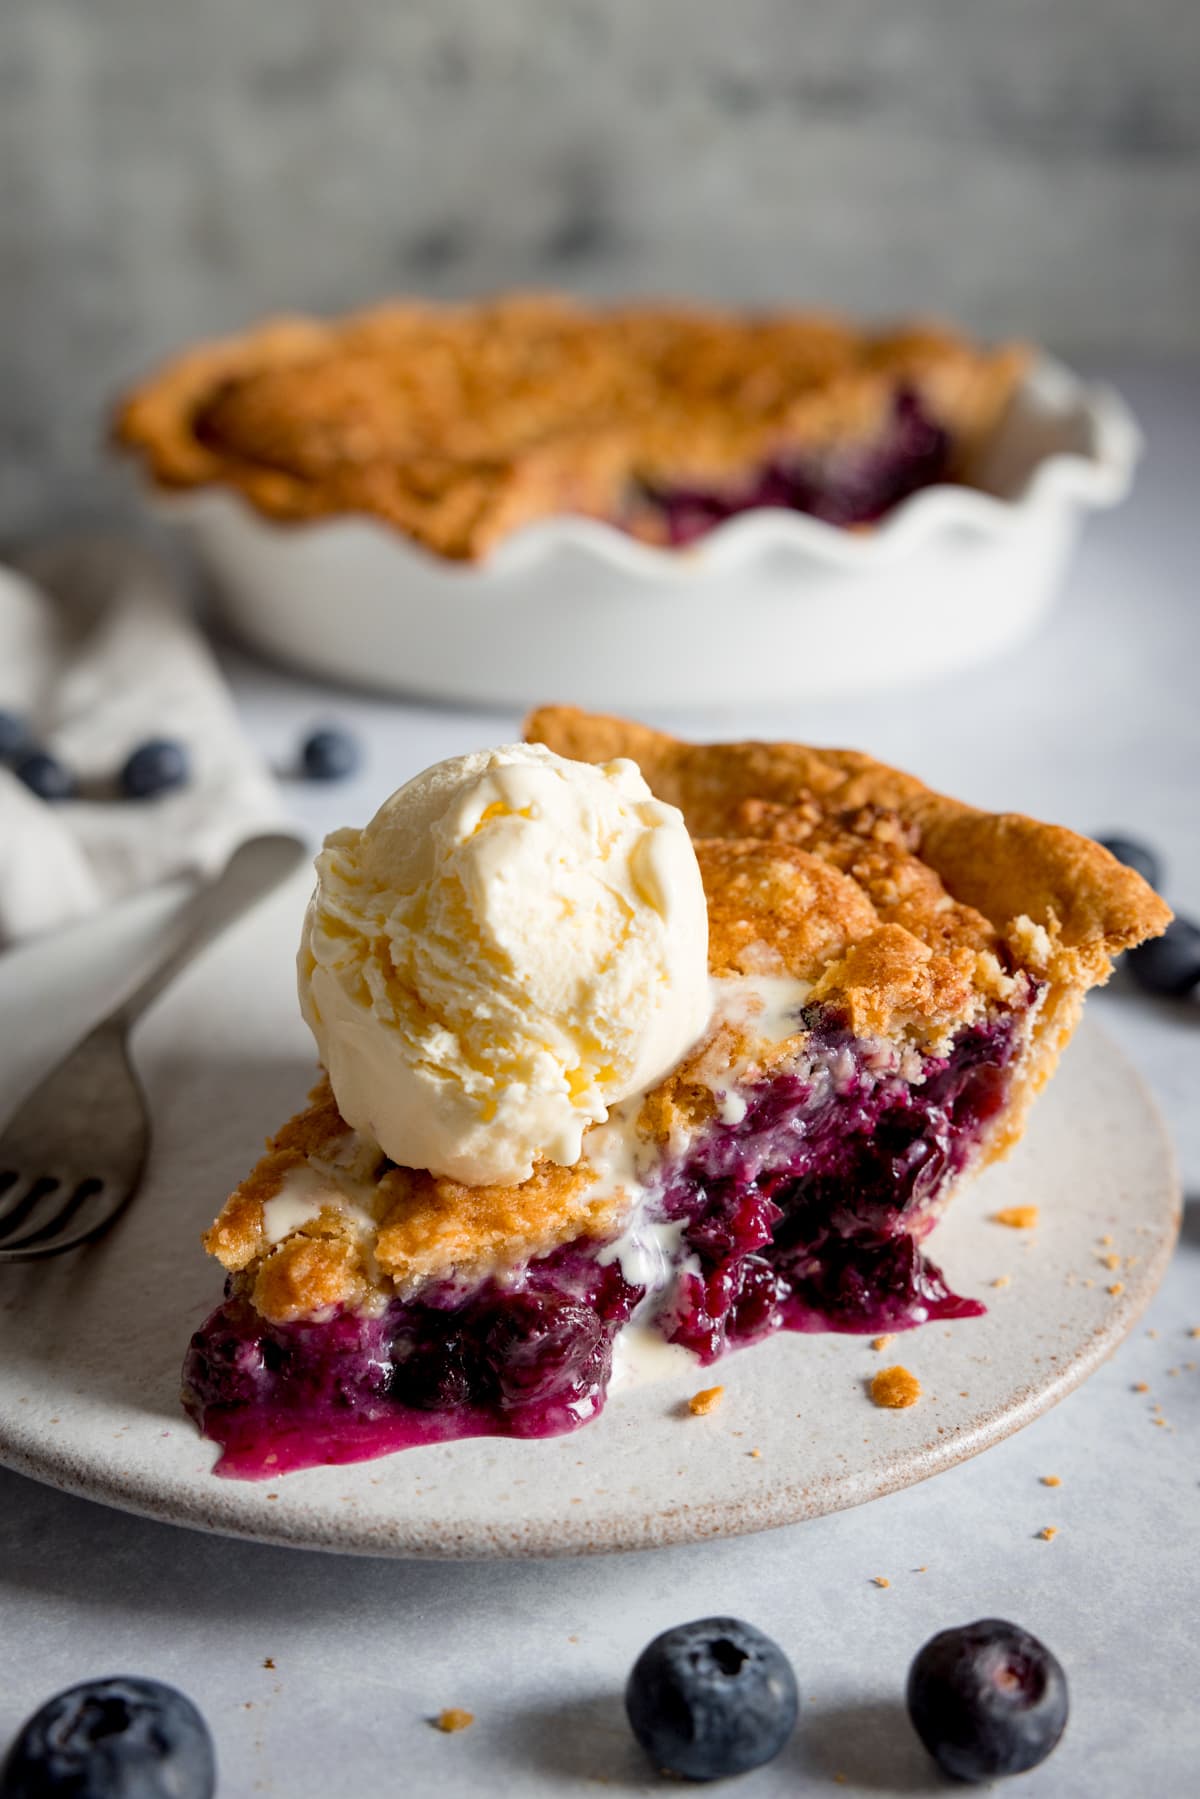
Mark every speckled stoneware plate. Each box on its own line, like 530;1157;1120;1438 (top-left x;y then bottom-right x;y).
0;874;1179;1559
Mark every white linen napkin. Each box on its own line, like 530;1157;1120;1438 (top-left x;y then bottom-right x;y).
0;538;294;946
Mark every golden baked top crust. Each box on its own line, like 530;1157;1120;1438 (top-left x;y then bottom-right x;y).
525;707;1170;993
115;294;1028;561
206;1077;627;1324
204;712;1167;1322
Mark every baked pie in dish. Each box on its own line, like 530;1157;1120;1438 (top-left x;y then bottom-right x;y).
183;712;1168;1478
116;296;1028;562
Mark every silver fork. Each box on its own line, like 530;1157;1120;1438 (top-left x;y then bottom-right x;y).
0;832;308;1262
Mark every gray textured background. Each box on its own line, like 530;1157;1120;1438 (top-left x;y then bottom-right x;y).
3;0;1199;537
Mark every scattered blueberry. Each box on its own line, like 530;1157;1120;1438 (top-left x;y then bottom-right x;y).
906;1617;1068;1783
1126;915;1200;999
120;737;190;800
301;726;361;782
13;749;75;802
0;1675;216;1798
625;1616;798;1781
1098;835;1162;890
0;709;31;762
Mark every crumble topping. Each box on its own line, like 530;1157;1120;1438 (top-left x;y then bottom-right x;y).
870;1366;923;1409
993;1206;1040;1230
687;1386;725;1416
115;295;1028;560
433;1709;474;1734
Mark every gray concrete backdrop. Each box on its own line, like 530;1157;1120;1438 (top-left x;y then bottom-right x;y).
3;0;1199;536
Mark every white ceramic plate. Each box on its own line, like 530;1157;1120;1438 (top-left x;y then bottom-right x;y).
152;357;1140;708
0;875;1178;1558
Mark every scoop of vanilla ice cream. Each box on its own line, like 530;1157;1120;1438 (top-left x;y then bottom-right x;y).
298;742;710;1186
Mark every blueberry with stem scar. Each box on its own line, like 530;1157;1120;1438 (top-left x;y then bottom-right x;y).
625;1616;798;1781
906;1617;1068;1783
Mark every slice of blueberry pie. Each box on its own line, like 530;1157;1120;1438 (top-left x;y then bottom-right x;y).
116;295;1028;561
183;711;1169;1477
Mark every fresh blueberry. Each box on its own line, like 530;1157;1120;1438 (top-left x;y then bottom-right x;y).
906;1617;1068;1783
300;726;361;782
0;1675;216;1798
14;750;75;802
1126;915;1200;998
625;1616;798;1781
120;738;190;800
1098;835;1162;890
0;709;31;762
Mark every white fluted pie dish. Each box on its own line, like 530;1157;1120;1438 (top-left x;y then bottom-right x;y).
151;357;1138;709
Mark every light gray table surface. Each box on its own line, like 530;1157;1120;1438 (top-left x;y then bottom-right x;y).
0;369;1197;1796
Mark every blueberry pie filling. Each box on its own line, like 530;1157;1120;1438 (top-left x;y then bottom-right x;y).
182;710;1168;1477
640;390;953;544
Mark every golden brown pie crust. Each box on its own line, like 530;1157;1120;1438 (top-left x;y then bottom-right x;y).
204;712;1167;1322
115;294;1029;562
528;707;1169;1164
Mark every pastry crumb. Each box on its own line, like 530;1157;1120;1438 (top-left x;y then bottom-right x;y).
1100;1252;1122;1270
262;1658;276;1671
1036;1526;1058;1541
870;1365;922;1409
434;1708;475;1734
1189;1327;1200;1339
1167;1368;1180;1378
914;1565;928;1573
1107;1282;1125;1296
1099;1233;1114;1246
991;1275;1011;1288
993;1205;1038;1230
872;1576;890;1588
1133;1381;1149;1393
748;1447;762;1459
1040;1475;1061;1487
687;1385;725;1416
871;1334;895;1351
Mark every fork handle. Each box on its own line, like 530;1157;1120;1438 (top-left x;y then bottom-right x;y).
108;833;309;1030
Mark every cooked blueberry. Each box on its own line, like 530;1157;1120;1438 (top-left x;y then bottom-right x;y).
0;1675;216;1798
301;727;361;782
14;750;75;801
1126;915;1200;998
120;738;190;800
484;1292;607;1407
906;1617;1068;1783
625;1616;797;1781
390;1329;479;1411
1098;835;1162;889
0;709;31;762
